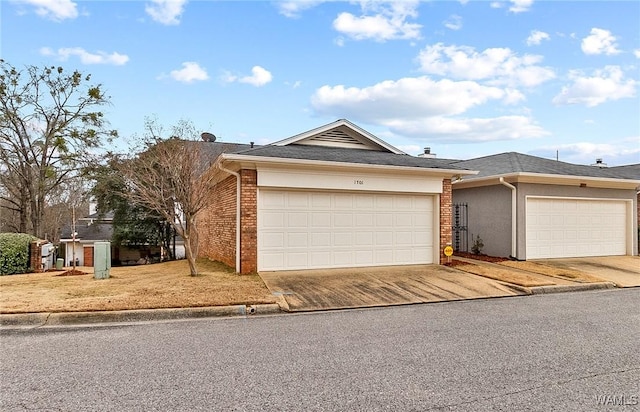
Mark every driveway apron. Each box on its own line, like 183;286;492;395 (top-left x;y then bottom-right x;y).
534;256;640;287
259;265;524;312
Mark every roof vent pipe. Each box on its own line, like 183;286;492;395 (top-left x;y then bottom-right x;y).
418;147;436;158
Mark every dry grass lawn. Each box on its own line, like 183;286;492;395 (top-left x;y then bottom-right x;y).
0;259;276;314
455;263;556;287
498;261;608;283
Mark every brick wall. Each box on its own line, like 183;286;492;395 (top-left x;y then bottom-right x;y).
197;175;237;269
240;169;258;273
439;179;452;264
197;170;259;274
29;240;45;273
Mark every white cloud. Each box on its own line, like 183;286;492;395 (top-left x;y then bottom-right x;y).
222;66;272;87
384;115;548;142
552;66;636;107
15;0;78;21
310;73;549;142
509;0;533;13
533;141;640;166
169;62;209;83
311;77;518;121
145;0;187;25
333;1;422;42
39;47;129;65
239;66;273;87
417;43;555;87
635;49;640;59
526;30;550;46
443;14;462;31
581;28;621;55
276;0;324;18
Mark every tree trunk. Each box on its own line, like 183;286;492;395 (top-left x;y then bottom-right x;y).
182;234;198;276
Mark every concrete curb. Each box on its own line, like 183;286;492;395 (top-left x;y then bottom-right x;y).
0;303;282;329
528;282;617;295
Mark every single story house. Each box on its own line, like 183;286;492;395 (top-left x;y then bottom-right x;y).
198;119;476;273
59;205;185;266
451;153;639;260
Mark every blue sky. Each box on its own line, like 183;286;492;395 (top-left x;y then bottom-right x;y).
2;0;639;166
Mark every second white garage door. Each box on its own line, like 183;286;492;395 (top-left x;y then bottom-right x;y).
526;197;628;259
258;190;435;271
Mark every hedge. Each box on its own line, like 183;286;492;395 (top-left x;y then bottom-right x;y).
0;233;37;275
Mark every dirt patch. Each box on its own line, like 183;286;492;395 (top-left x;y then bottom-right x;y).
0;259;276;314
499;261;608;283
454;263;555;288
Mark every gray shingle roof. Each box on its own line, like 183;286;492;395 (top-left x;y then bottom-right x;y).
227;144;469;171
608;164;640;180
60;222;113;241
451;152;640;180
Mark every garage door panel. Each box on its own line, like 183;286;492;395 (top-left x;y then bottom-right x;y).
259;190;435;271
526;198;627;259
357;214;374;227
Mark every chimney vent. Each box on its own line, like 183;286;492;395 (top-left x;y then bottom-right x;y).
590;158;608;168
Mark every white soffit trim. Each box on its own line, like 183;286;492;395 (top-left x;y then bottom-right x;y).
452;172;640;190
220;153;477;178
271;119;406;154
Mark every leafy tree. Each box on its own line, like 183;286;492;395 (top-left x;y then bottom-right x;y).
88;160;176;260
0;59;117;238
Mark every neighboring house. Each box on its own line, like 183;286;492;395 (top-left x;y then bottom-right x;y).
198;119;476;273
451;153;639;260
59;208;113;267
59;205;185;267
609;164;640;225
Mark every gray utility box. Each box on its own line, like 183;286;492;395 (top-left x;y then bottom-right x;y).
94;242;111;279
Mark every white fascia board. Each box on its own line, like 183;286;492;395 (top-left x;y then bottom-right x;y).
220;153;477;178
270;119;406;155
452;172;640;190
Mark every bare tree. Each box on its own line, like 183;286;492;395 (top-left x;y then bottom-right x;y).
114;119;218;276
0;59;117;238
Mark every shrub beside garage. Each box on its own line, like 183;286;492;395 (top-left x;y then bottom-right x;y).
0;233;37;275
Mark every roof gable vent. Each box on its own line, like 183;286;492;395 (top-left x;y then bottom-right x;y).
296;126;382;151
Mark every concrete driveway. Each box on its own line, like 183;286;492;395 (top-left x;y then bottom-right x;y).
534;256;640;287
259;265;525;312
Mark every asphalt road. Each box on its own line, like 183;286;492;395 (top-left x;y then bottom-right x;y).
1;289;639;411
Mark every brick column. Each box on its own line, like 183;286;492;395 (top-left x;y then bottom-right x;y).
439;179;452;264
29;240;44;273
239;169;258;273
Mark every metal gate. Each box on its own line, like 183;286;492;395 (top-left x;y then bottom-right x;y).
452;203;468;252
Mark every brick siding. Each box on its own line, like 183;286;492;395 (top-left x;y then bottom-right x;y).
239;169;258;273
197;175;237;269
439;179;452;264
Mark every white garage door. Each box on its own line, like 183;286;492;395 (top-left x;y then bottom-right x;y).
258;190;434;271
526;197;627;259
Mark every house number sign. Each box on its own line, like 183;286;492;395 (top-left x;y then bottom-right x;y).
354;179;364;185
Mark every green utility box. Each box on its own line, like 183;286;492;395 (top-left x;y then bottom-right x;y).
93;242;111;279
56;258;63;270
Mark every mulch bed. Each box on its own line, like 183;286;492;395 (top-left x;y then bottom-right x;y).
443;259;467;267
55;269;89;277
454;252;510;263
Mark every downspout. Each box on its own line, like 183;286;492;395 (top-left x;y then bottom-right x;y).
499;177;517;259
218;162;241;273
